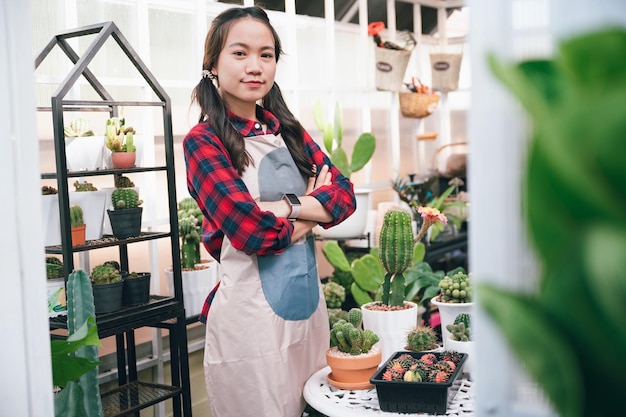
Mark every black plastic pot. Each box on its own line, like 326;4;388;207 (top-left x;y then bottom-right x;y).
92;281;124;314
107;207;143;239
122;273;151;306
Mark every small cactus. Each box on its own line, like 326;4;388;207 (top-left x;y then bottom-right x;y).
105;117;136;152
111;188;143;210
114;175;135;188
406;325;439;351
329;308;379;355
90;263;122;285
447;313;472;341
64;117;94;137
323;281;346;309
73;180;98;191
379;208;414;307
46;256;64;279
70;205;84;227
438;271;472;303
42;185;58;195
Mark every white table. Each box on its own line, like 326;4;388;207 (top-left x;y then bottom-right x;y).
303;366;474;417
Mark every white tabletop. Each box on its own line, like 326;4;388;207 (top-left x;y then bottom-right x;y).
303;366;474;417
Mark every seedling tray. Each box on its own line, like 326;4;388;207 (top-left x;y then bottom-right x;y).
370;350;467;415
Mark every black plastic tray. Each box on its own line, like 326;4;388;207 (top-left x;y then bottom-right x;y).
370;350;467;415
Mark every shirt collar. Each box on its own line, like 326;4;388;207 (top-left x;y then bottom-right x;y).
227;105;281;137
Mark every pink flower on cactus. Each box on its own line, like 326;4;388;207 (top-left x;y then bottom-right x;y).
414;207;448;243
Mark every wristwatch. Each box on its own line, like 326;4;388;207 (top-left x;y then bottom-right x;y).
282;193;301;221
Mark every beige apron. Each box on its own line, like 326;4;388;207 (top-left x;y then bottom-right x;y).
203;133;329;417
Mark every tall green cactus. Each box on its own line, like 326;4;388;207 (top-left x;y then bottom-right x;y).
178;197;203;268
379;208;414;307
111;188;143;210
51;269;103;417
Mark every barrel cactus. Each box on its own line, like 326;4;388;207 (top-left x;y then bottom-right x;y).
323;281;346;309
70;205;84;227
379;208;414;307
330;308;379;355
111;188;142;210
90;263;122;285
406;325;438;351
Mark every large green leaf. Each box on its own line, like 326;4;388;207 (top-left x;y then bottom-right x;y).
331;148;350;178
351;254;384;293
349;132;376;173
322;241;351;271
479;284;583;417
350;282;374;306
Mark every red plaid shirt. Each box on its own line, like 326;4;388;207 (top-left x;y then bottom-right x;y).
183;106;356;322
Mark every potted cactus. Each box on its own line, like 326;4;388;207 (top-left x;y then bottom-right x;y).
90;262;123;314
445;313;475;374
104;116;138;169
165;196;218;318
70;180;106;241
405;325;440;352
69;204;86;246
106;187;143;239
325;308;382;390
360;208;421;362
431;271;473;345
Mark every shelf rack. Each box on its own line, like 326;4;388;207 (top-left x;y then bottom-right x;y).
36;21;191;417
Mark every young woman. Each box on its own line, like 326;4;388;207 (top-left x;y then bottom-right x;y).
183;6;356;417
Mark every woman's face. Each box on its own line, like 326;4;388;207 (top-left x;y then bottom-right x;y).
213;18;277;117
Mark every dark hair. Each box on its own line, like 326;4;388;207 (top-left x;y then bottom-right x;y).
191;6;314;177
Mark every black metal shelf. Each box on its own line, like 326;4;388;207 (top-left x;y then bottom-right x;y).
41;165;167;179
38;21;191;417
101;381;181;417
45;232;172;254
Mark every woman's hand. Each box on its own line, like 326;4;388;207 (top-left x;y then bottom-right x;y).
306;164;332;195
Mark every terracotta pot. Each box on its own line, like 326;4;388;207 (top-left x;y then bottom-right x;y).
325;347;382;390
71;224;86;246
111;152;136;169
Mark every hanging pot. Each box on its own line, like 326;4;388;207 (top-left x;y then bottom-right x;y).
107;207;143;239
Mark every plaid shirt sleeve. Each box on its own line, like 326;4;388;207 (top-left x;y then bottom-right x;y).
302;129;356;229
183;123;293;261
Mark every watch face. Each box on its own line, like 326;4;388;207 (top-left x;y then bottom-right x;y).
284;194;300;205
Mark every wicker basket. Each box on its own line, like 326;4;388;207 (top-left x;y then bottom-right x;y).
399;93;440;118
375;47;412;91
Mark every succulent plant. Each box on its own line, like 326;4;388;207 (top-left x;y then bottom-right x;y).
42;185;58;195
73;180;98;191
380;351;464;383
177;197;203;269
446;321;471;342
104;117;136;153
405;325;439;351
90;263;122;285
328;308;350;329
437;271;472;303
111;188;142;210
330;308;379;355
323;281;346;309
379;208;414;307
69;205;84;227
64;117;94;137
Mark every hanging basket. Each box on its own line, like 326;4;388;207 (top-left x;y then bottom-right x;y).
430;53;463;92
375;47;412;92
399;92;440;118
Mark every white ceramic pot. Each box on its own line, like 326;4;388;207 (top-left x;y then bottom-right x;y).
165;260;219;318
316;189;372;240
431;298;474;343
361;301;418;364
65;136;105;171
